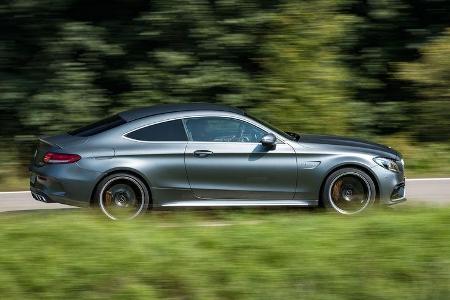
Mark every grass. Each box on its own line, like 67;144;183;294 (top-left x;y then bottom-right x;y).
0;148;29;191
0;207;449;299
0;176;28;192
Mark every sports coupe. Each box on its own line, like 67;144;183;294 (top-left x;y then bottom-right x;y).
30;103;406;219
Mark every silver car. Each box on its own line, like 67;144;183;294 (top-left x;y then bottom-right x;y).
30;103;406;219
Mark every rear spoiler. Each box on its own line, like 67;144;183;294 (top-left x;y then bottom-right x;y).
37;134;88;149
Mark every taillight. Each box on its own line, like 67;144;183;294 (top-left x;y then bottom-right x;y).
43;152;81;164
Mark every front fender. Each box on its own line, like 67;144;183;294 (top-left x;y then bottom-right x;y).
294;152;377;201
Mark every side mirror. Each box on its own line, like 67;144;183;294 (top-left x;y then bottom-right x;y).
260;134;276;147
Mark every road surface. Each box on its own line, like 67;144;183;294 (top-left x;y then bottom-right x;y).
0;178;448;213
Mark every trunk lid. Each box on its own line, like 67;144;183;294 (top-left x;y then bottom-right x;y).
33;134;88;166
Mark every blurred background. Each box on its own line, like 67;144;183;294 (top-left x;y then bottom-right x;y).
0;0;449;190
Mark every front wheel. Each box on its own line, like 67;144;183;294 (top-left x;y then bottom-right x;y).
94;173;150;220
321;168;376;215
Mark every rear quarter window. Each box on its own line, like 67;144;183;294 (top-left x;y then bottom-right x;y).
125;119;187;142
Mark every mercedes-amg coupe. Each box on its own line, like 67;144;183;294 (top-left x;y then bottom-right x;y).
30;103;406;219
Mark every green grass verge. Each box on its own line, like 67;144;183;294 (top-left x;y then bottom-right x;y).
0;176;28;192
0;208;449;299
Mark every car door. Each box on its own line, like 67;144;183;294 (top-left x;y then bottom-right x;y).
184;116;297;200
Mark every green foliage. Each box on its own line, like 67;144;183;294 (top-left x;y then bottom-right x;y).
119;0;264;110
25;22;123;133
0;208;449;299
397;29;450;141
376;135;450;177
253;1;358;134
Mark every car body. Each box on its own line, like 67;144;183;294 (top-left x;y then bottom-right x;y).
30;103;406;219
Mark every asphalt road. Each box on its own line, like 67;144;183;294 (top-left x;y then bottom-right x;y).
0;178;448;213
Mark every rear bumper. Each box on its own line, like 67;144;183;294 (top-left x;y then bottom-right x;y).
29;163;102;207
29;186;90;207
30;190;52;203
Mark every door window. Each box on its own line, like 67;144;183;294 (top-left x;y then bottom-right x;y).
184;117;267;143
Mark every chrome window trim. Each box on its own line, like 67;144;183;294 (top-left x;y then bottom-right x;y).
122;114;288;144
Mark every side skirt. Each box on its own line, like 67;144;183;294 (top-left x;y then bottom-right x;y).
161;200;318;207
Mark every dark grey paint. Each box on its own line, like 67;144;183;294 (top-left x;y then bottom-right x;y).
300;134;400;158
30;105;406;209
185;142;297;200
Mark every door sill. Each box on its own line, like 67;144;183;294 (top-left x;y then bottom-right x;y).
161;200;318;207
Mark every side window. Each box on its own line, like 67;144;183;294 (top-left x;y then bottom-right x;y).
184;117;267;143
126;119;187;141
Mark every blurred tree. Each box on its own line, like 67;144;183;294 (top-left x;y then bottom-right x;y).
118;0;269;110
397;29;450;141
25;22;124;133
0;0;72;138
252;0;359;135
346;0;450;135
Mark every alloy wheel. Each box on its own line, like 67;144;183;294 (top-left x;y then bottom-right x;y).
99;176;145;220
328;172;372;214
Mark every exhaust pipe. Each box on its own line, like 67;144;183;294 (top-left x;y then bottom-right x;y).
32;192;48;203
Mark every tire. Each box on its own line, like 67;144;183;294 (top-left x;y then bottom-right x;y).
321;168;376;215
94;173;150;220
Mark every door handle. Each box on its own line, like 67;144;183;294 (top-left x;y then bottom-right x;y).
193;150;213;158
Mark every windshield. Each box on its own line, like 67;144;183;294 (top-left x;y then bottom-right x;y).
246;114;297;141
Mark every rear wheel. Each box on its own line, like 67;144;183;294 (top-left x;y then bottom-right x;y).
95;173;150;220
321;168;376;214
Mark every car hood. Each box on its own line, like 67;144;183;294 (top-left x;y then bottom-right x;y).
299;134;401;158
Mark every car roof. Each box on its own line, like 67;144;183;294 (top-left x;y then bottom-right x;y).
118;103;245;122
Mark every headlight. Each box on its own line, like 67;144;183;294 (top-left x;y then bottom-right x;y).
373;157;400;173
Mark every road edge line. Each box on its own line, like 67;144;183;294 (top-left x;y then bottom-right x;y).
406;178;450;181
0;191;30;194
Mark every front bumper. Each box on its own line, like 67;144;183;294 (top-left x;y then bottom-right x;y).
371;164;407;205
387;182;407;205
